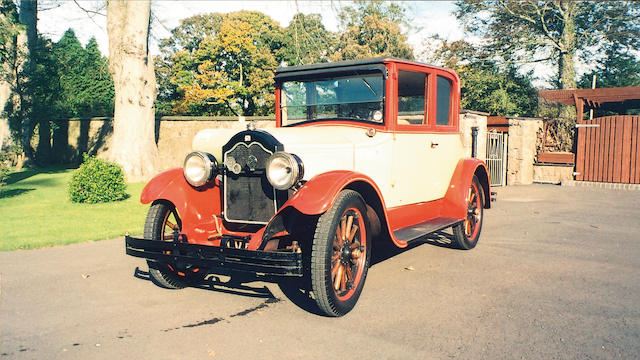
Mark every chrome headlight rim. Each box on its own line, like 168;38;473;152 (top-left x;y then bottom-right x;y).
266;151;304;191
183;151;218;187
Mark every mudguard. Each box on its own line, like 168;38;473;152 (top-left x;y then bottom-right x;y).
254;170;399;249
283;170;385;215
441;158;491;219
140;168;222;242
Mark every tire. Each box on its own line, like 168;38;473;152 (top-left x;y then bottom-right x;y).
311;190;371;317
452;176;484;250
144;201;206;289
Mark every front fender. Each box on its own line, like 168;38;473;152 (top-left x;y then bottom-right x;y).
285;170;384;215
140;168;222;242
441;159;491;219
254;171;393;250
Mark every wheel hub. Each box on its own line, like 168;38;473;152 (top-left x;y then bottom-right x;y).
340;244;351;264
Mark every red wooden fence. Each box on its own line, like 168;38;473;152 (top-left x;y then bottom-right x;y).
575;116;640;184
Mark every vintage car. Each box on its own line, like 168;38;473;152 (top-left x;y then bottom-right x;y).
126;57;491;317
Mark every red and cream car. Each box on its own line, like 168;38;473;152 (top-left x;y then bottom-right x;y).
126;57;491;317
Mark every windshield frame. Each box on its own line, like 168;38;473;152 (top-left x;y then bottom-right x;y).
276;70;387;127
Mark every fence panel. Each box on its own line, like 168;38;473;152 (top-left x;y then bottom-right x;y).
575;115;640;184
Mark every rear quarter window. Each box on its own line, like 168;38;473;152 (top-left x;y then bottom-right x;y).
436;76;452;126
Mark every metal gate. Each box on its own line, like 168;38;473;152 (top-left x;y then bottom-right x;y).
486;132;508;186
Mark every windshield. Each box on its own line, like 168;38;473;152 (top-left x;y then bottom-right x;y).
280;74;384;126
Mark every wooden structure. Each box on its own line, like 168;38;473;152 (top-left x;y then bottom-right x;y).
574;115;639;183
539;87;640;184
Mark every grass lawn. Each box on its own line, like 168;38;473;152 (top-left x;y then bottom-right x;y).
0;167;148;251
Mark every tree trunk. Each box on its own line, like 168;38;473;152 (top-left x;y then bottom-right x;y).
18;0;36;161
557;0;578;119
106;0;158;181
35;116;51;163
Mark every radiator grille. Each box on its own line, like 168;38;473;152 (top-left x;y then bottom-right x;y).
224;142;277;224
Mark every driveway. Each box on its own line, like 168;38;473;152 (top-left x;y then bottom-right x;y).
1;184;639;359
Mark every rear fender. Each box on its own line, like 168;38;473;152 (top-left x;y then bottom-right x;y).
140;168;222;242
441;159;491;219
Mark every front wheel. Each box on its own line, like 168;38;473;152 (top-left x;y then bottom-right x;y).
311;190;371;317
452;176;484;250
144;201;206;289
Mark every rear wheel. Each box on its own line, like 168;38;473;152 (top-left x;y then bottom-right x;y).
452;176;484;250
144;201;206;289
311;190;371;317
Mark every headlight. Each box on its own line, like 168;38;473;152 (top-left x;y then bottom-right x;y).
183;151;217;187
266;152;304;190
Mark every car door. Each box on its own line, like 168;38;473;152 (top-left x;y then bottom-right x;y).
389;68;462;208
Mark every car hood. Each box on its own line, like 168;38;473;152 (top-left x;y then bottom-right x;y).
192;125;390;180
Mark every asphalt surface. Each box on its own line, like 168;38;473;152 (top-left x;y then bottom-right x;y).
1;184;639;359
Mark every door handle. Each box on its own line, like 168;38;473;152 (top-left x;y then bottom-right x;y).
430;142;439;148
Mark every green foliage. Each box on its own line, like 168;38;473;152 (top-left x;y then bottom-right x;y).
278;13;335;66
579;47;640;89
54;30;114;117
455;1;640;91
157;11;280;116
332;0;413;61
68;154;127;203
0;0;20;79
431;40;538;116
0;159;9;192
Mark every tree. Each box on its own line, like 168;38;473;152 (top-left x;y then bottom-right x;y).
579;45;640;89
432;39;538;116
0;0;21;151
332;0;414;61
31;35;62;163
278;13;335;66
158;11;280;116
18;0;37;161
106;0;158;181
456;1;640;98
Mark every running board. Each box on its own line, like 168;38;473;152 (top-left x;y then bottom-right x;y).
393;217;463;243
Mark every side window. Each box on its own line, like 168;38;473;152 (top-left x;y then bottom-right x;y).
397;70;426;125
436;76;452;126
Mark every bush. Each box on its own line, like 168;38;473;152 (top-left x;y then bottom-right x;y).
0;152;13;193
68;154;128;203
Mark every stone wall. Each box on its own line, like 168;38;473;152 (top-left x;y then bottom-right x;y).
533;164;574;184
460;110;488;161
61;116;275;170
156;117;274;171
507;117;543;185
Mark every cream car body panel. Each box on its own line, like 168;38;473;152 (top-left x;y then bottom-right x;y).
192;128;239;162
268;126;394;203
390;132;465;206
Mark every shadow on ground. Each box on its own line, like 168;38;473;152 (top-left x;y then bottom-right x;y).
5;166;72;186
130;233;461;317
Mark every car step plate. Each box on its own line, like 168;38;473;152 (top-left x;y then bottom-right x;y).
393;217;463;243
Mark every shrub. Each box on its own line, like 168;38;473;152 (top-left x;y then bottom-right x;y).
0;152;13;193
68;154;128;203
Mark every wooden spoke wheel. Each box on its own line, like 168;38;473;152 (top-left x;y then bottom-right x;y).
452;176;484;250
311;190;371;317
145;201;206;289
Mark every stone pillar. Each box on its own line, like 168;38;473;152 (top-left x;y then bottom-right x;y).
459;110;488;161
507;118;543;185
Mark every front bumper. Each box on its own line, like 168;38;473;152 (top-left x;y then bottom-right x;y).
125;236;303;277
